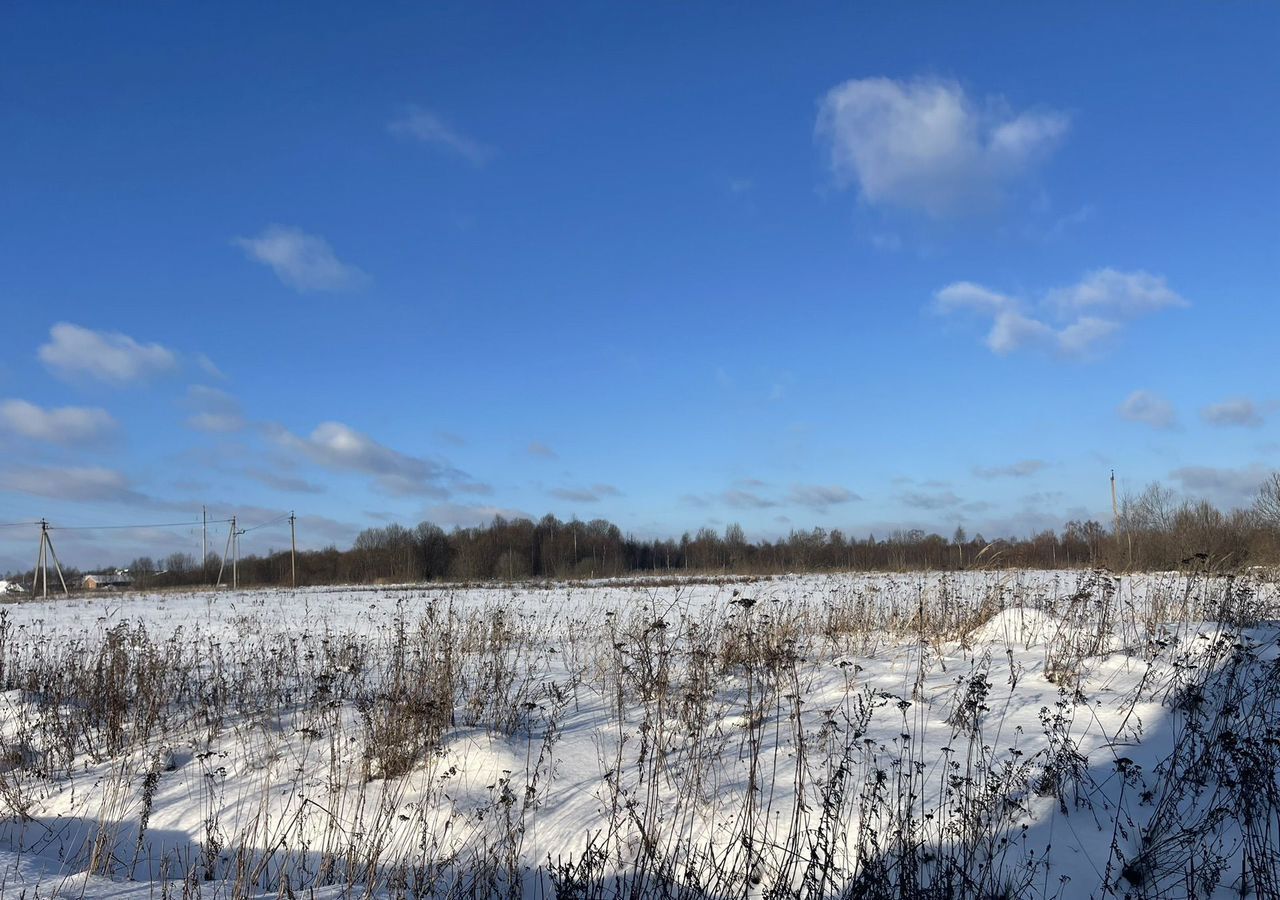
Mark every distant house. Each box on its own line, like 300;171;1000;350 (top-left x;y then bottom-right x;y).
82;571;134;591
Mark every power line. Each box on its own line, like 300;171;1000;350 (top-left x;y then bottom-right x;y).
48;519;233;531
0;521;42;528
241;513;290;533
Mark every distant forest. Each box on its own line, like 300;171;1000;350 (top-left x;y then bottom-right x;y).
8;474;1276;590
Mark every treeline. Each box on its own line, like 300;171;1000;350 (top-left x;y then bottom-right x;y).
11;475;1280;590
232;474;1280;584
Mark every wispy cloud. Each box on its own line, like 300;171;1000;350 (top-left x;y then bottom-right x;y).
0;399;116;444
184;385;246;433
187;413;245;434
39;323;178;385
869;232;903;252
234;225;369;293
527;441;558;460
455;481;494;495
389;106;495;166
199;503;356;548
195;353;226;380
1200;397;1264;428
1170;463;1272;507
1043;204;1094;241
1118;389;1177;429
723;488;778;509
786;484;862;511
549;484;622;503
421;503;528;529
817;76;1068;217
899;489;966;510
0;465;152;504
244;467;326;494
686;481;860;513
935;269;1187;357
973;459;1046;479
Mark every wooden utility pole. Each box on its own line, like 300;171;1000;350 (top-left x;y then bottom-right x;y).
202;506;207;580
33;522;44;598
289;511;297;588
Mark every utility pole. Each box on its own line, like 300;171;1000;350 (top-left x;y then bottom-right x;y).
1110;470;1119;532
289;511;297;588
33;521;44;598
33;520;69;599
202;505;207;580
217;515;238;589
232;516;244;590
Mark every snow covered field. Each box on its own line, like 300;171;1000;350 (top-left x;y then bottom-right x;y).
0;569;1276;898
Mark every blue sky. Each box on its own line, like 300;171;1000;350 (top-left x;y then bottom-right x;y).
1;2;1277;569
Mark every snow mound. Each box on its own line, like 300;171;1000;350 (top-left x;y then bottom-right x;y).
967;607;1060;647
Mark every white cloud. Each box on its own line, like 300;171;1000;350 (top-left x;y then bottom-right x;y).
816;76;1068;217
1048;269;1188;315
389;106;495;166
0;399;116;444
935;281;1013;314
1056;317;1121;356
986;310;1055;355
273;421;463;497
234;225;369;293
38;323;178;384
1200;397;1263;428
1118;390;1177;429
934;269;1187;358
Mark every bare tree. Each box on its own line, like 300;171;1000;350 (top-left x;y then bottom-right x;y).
1255;472;1280;528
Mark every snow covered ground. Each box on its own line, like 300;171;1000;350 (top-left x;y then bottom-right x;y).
0;569;1276;898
